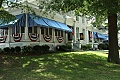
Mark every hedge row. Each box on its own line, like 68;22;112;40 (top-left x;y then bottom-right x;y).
0;45;50;55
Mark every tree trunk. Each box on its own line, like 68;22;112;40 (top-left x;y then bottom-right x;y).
0;0;4;8
107;13;119;64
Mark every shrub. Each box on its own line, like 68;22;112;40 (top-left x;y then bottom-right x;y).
21;46;33;55
98;44;108;50
3;47;10;53
42;45;50;53
10;47;15;53
15;46;21;53
81;44;92;50
33;45;41;54
0;48;3;54
56;45;72;52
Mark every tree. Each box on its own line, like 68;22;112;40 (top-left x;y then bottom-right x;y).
44;0;120;63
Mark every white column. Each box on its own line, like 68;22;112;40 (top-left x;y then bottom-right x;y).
66;32;68;43
92;29;94;49
39;27;41;41
25;13;28;41
53;29;55;43
73;21;76;43
8;27;12;48
86;27;89;44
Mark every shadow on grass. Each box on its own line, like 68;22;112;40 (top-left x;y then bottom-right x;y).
0;52;120;80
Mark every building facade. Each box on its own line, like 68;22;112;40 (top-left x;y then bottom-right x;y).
0;0;108;50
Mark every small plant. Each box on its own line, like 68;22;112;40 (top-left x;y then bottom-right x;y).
10;47;15;53
21;46;33;55
15;46;21;53
0;48;3;54
42;45;50;53
33;45;41;54
3;47;10;53
81;44;92;50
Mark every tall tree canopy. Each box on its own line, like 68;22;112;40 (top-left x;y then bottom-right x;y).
44;0;120;63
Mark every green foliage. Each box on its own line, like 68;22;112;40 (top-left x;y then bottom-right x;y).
15;46;21;53
10;47;15;53
3;47;10;53
1;52;120;80
42;45;50;53
98;44;108;50
21;46;33;55
56;45;72;52
81;44;92;50
33;45;41;54
0;48;3;54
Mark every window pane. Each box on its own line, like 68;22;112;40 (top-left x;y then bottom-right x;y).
34;26;37;33
28;27;32;33
58;30;60;36
55;29;57;36
21;27;25;33
16;26;20;33
61;31;63;37
41;27;44;34
5;28;8;35
49;28;52;35
12;27;15;34
45;28;48;35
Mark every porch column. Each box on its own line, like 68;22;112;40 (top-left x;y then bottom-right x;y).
38;27;41;41
91;30;94;49
25;13;28;41
73;21;76;43
53;29;55;43
86;27;89;44
8;26;12;48
66;32;68;43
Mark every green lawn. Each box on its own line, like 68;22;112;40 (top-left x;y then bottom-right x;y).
0;51;120;80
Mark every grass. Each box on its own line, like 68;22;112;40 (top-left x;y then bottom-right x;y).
0;50;120;80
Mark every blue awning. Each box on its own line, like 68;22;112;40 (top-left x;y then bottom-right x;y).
29;14;72;32
93;32;97;38
29;14;48;27
0;14;24;28
0;13;72;32
56;21;72;32
97;33;107;39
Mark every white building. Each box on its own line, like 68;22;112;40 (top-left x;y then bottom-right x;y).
0;0;108;50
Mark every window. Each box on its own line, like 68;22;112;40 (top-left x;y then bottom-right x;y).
41;27;44;34
45;28;48;35
61;31;63;37
55;29;57;36
28;27;32;33
55;29;63;36
34;26;37;33
49;28;52;35
58;30;60;36
42;28;52;35
21;27;25;33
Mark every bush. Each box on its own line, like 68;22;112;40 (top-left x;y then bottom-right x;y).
33;45;41;54
42;45;50;53
15;46;21;53
56;45;72;52
3;47;10;53
98;44;108;50
81;44;92;50
21;46;33;55
10;47;15;53
0;48;3;54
